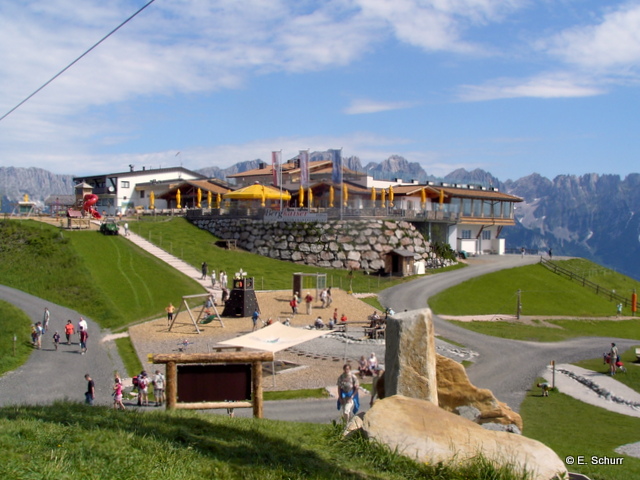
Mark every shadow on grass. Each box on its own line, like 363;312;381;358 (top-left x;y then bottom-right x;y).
0;402;357;478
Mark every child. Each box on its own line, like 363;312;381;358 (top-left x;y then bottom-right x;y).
52;331;60;351
537;382;550;397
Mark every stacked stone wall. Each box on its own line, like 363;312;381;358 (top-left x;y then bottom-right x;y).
190;217;431;271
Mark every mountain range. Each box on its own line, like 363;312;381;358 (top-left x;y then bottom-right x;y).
2;155;638;281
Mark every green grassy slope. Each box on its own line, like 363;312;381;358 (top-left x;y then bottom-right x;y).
429;261;638;317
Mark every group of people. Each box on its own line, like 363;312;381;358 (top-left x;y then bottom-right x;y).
209;269;229;289
289;289;333;315
83;369;166;409
357;353;379;378
31;307;89;354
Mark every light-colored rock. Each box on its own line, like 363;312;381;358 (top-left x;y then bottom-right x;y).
384;309;438;404
362;396;567;480
437;354;523;431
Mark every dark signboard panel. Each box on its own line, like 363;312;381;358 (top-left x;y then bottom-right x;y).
177;364;252;403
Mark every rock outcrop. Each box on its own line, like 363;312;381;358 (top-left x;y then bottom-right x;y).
362;395;567;480
384;309;438;404
436;354;523;431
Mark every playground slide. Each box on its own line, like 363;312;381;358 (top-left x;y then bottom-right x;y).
83;194;102;219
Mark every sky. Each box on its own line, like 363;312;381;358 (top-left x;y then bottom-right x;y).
1;0;640;182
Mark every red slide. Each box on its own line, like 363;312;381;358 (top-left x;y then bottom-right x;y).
83;194;102;219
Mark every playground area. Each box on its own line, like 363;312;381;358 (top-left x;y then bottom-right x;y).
128;288;385;391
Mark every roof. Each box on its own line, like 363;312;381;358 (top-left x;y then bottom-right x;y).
73;166;206;181
389;249;418;258
227;160;358;178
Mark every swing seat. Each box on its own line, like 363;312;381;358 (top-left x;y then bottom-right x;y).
201;314;216;324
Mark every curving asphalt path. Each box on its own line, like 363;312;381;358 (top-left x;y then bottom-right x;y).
379;255;639;411
0;285;126;407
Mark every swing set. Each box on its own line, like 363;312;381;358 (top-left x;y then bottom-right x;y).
168;292;224;334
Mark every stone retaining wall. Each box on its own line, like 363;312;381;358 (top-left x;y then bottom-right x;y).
190;217;431;271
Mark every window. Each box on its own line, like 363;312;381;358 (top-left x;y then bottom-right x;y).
482;230;491;240
121;181;130;188
461;230;472;239
140;190;145;199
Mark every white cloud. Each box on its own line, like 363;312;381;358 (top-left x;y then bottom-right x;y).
343;98;416;114
457;73;605;101
545;3;640;71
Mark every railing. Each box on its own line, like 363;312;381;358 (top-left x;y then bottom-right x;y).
539;257;632;307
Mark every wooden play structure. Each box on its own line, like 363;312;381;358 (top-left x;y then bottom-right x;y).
149;350;274;417
168;292;223;333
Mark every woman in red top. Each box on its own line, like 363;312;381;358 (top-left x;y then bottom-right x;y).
64;320;75;345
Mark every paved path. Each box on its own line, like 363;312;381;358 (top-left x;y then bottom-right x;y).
0;285;126;407
379;255;639;412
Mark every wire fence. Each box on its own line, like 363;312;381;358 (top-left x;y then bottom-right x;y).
539;257;633;307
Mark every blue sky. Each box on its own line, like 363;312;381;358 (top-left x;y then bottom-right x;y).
1;0;640;181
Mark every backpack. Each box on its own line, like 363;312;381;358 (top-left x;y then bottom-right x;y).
132;376;139;388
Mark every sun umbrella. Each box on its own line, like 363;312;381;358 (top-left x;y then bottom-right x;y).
308;187;313;208
223;184;291;201
389;186;394;207
176;189;181;209
197;188;202;208
420;187;426;206
439;188;445;204
149;191;155;210
343;183;349;206
207;190;212;208
329;185;334;207
371;187;376;204
299;185;304;208
381;188;386;208
216;193;222;208
261;185;266;207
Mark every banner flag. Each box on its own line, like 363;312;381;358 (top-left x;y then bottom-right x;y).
271;151;281;187
299;150;310;188
330;149;342;185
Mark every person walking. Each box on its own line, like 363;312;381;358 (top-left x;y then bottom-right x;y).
85;374;95;406
153;370;165;407
609;343;619;376
34;322;43;349
52;331;60;351
138;371;149;406
337;363;360;422
165;302;175;326
64;320;75;345
79;328;88;355
201;261;208;280
123;222;130;236
251;309;260;332
113;377;126;410
304;292;314;315
42;307;50;333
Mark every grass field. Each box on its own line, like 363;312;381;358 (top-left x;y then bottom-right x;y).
0;300;34;376
449;318;640;342
0;402;536;480
520;382;640;480
429;261;639;317
129;216;464;294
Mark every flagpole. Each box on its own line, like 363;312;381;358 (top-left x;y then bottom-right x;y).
279;150;283;211
339;148;343;220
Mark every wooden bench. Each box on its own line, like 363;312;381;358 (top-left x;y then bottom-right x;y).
216;239;237;250
335;321;369;333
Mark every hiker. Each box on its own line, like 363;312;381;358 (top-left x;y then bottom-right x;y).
85;374;95;406
113;377;126;410
64;320;75;345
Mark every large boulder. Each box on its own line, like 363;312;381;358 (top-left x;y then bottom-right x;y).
384;309;438;404
362;395;567;480
437;354;523;431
